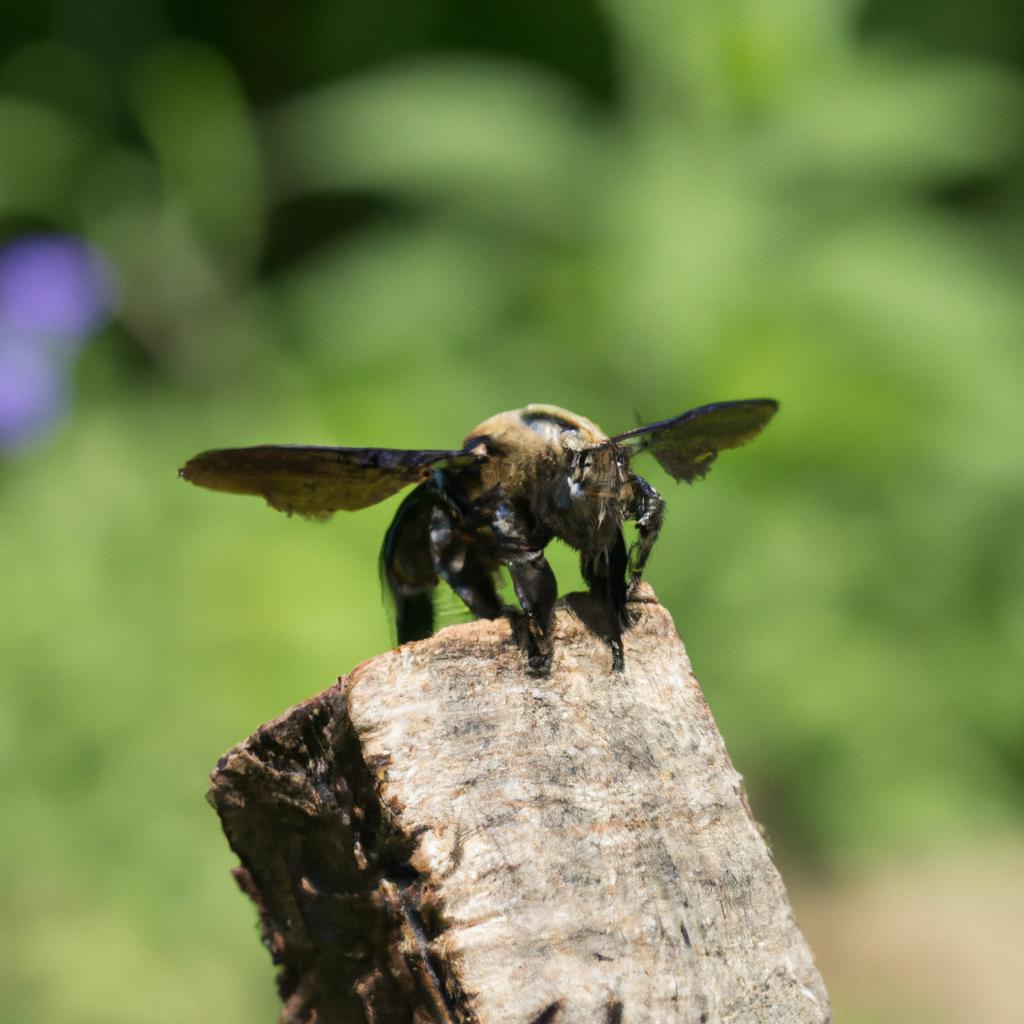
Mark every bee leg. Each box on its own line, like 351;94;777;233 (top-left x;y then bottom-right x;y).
428;507;504;622
626;474;664;593
506;549;558;676
381;483;439;643
581;531;630;672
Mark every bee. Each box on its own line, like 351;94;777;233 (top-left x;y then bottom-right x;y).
180;399;778;675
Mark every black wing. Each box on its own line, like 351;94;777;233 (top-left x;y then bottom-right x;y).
179;445;472;518
611;399;779;482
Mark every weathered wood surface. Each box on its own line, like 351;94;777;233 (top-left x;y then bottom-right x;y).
209;587;831;1023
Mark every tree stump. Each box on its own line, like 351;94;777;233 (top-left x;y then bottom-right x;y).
209;587;831;1023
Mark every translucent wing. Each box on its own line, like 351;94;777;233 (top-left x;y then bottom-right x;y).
179;445;472;518
612;399;779;482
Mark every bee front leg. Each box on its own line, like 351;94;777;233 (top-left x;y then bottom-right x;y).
489;501;558;675
506;548;558;676
581;531;630;672
626;474;664;592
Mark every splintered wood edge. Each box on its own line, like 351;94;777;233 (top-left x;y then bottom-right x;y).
208;588;831;1024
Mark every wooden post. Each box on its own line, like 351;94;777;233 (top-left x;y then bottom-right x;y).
209;587;831;1023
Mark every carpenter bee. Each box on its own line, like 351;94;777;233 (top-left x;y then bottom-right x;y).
180;399;778;675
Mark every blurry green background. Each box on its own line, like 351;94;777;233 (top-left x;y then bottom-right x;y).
2;1;1022;1022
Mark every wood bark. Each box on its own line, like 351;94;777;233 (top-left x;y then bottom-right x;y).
209;586;831;1023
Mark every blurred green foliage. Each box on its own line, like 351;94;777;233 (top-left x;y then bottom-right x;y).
1;2;1023;1022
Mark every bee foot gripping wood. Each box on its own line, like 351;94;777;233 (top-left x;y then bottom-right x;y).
208;587;830;1024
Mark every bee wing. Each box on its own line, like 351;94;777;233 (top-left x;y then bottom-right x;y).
179;445;472;518
611;399;779;482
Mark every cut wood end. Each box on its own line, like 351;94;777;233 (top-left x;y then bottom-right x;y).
209;587;831;1024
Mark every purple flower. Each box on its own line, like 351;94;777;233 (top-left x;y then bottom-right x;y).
0;234;116;345
0;234;117;450
0;340;65;449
